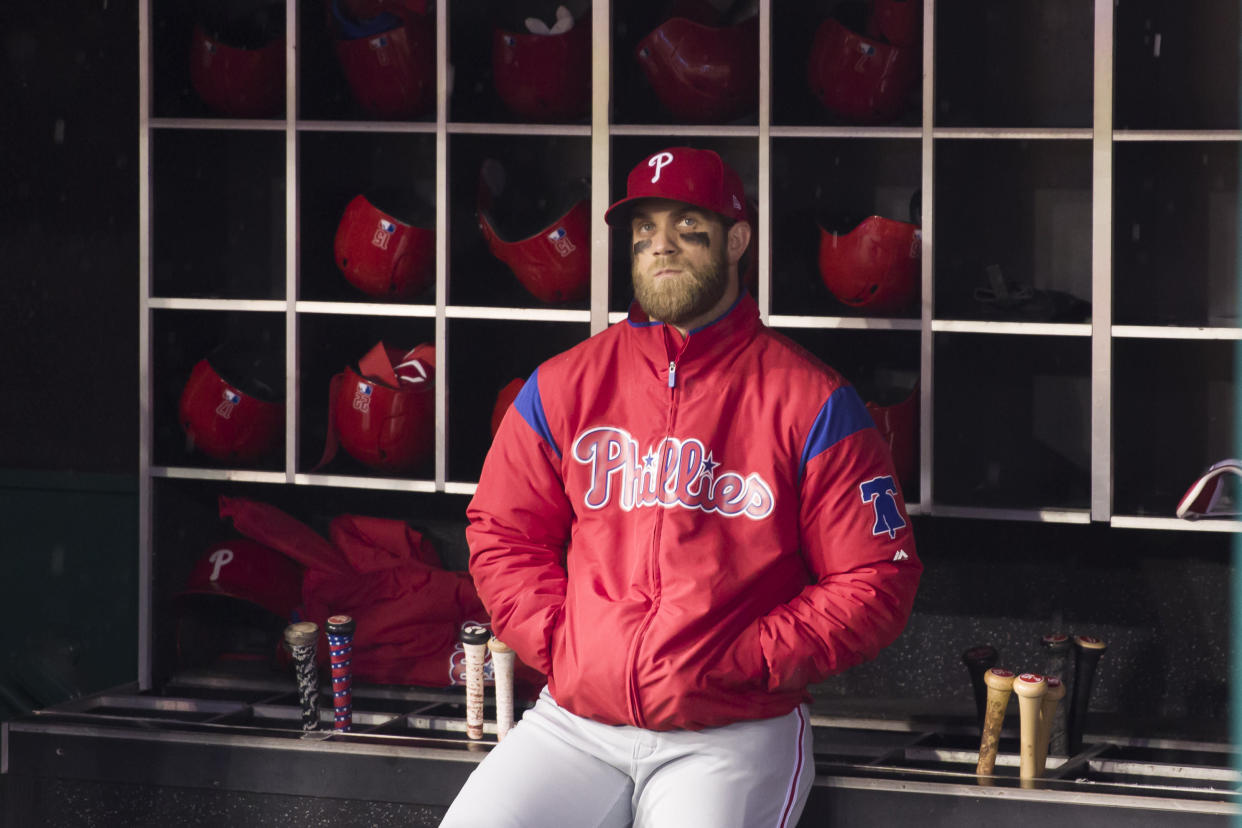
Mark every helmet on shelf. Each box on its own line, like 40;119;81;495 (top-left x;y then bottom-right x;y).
334;192;435;299
490;377;525;439
865;380;918;492
866;0;923;48
330;0;435;119
332;341;436;472
806;2;920;124
635;12;759;123
175;538;304;670
178;347;285;464
492;4;591;121
817;209;921;315
189;4;286;118
477;157;590;304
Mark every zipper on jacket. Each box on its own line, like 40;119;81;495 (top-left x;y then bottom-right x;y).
627;355;681;726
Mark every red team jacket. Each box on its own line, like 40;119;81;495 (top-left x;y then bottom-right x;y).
467;292;922;731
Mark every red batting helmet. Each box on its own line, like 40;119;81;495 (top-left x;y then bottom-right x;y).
178;538;304;621
818;213;921;315
333;342;435;472
806;13;919;124
490;377;525;439
492;7;591;121
477;158;590;304
866;0;923;48
179;356;285;464
865;381;918;492
189;5;286;119
330;0;435;119
175;538;304;670
635;13;759;123
334;193;435;299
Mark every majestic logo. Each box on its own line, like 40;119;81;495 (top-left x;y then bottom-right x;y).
648;151;674;183
571;426;774;519
859;475;907;539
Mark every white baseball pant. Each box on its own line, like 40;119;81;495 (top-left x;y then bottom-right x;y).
439;688;814;828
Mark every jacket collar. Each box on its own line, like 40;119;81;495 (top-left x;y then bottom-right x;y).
625;291;760;382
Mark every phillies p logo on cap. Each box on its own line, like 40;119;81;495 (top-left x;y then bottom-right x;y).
605;147;749;226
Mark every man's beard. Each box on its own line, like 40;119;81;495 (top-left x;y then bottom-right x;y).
632;246;730;327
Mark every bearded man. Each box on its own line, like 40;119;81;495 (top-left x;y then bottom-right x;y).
441;147;922;828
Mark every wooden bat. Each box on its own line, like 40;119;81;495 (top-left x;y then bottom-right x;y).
283;621;320;732
961;645;998;732
1067;634;1107;754
1040;632;1071;756
326;614;356;732
976;667;1015;775
1036;676;1066;774
488;637;516;741
1012;672;1047;781
460;623;491;740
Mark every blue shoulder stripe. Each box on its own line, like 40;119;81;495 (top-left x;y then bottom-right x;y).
514;367;561;459
799;386;874;478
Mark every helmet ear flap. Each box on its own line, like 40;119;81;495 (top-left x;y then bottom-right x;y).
634;14;760;123
806;14;920;124
817;215;921;315
179;357;285;464
476;159;591;304
331;2;436;119
491;9;592;122
188;5;286;118
334;194;435;299
332;343;436;472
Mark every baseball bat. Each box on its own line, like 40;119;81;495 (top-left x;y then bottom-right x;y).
1040;633;1071;756
488;637;516;741
460;623;491;740
1036;676;1066;774
976;667;1015;776
1012;673;1047;782
283;621;321;732
1067;634;1107;754
326;614;356;732
961;645;998;731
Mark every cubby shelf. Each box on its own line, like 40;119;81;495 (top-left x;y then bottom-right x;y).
138;0;1240;686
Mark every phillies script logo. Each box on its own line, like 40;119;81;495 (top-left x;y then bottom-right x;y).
572;427;774;519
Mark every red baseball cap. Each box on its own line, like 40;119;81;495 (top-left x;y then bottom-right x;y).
605;147;748;226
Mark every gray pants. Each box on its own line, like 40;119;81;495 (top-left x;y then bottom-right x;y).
440;688;814;828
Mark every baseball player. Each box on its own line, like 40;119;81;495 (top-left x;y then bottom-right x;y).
441;147;922;827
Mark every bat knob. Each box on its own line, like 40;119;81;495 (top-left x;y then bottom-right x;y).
326;614;356;637
962;645;998;667
983;667;1015;691
460;623;491;646
283;621;319;649
1012;673;1047;699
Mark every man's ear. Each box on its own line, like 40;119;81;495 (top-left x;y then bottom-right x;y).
726;221;752;264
